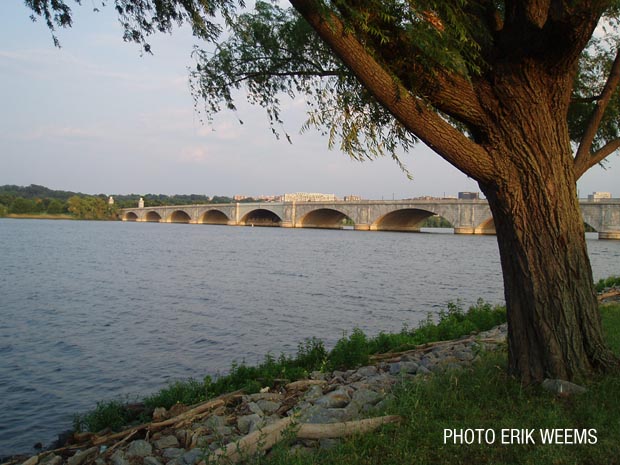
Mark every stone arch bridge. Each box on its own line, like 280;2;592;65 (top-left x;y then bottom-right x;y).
120;199;620;239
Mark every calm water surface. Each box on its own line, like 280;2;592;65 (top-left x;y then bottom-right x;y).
1;219;619;456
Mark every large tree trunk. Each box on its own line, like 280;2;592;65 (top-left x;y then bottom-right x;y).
481;175;615;384
477;64;617;384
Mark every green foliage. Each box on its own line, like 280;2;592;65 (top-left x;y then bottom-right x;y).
0;203;7;217
420;215;453;228
24;0;236;51
46;198;67;214
596;275;620;292
327;328;370;370
144;378;207;411
570;34;620;153
9;197;39;214
368;300;506;354
73;399;134;434
67;195;118;220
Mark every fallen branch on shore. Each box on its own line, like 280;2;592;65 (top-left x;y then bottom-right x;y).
369;335;503;362
42;390;243;455
599;288;620;303
202;415;402;464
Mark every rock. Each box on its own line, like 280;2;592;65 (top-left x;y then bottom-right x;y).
298;405;348;424
162;448;184;460
143;457;163;465
154;435;179;450
126;440;153;457
401;361;420;374
454;349;474;361
110;451;129;465
351;388;382;406
356;366;378;378
247;402;264;417
67;447;98;465
40;456;62;465
314;388;350;408
182;449;204;465
310;371;327;381
237;414;262;435
302;385;324;402
256;399;281;415
21;456;38;465
152;407;167;421
416;365;431;375
542;379;587;396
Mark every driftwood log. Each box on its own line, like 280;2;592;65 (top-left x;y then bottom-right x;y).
203;415;402;464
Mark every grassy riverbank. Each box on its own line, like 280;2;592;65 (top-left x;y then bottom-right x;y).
262;302;620;465
71;301;620;465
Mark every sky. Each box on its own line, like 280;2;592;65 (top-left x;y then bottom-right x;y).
0;2;618;199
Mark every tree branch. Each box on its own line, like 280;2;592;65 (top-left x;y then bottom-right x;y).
574;48;620;177
289;0;495;183
575;138;620;178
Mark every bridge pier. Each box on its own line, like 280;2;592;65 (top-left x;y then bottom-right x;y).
454;226;496;235
354;223;371;231
599;230;620;240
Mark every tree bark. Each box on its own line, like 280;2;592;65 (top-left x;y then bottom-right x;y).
477;62;617;384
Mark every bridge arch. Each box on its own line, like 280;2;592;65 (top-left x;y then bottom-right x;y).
145;211;162;222
168;210;191;224
199;209;230;225
372;208;436;232
240;208;282;227
123;211;138;222
300;208;354;229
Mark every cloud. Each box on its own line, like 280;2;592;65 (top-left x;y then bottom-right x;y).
179;145;211;164
11;124;105;142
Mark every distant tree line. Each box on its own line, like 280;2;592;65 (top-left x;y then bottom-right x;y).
420;215;453;228
0;184;260;219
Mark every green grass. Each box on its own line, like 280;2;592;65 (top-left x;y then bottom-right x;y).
260;303;620;465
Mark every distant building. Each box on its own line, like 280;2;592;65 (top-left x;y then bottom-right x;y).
233;195;248;201
344;195;362;201
458;192;480;200
138;197;145;208
283;192;337;202
588;192;612;201
108;196;114;205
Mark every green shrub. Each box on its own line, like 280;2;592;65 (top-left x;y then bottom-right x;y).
327;328;370;370
144;378;206;411
596;276;620;292
74;399;134;433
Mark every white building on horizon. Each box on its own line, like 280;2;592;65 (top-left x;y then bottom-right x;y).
283;192;337;202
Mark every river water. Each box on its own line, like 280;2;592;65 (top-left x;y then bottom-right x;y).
1;219;619;457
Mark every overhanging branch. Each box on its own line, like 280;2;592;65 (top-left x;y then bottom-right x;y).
576;138;620;178
289;0;495;183
574;48;620;178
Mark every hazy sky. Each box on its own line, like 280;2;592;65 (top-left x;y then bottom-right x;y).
1;3;618;199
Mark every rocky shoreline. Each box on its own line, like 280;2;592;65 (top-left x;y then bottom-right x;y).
3;325;509;465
